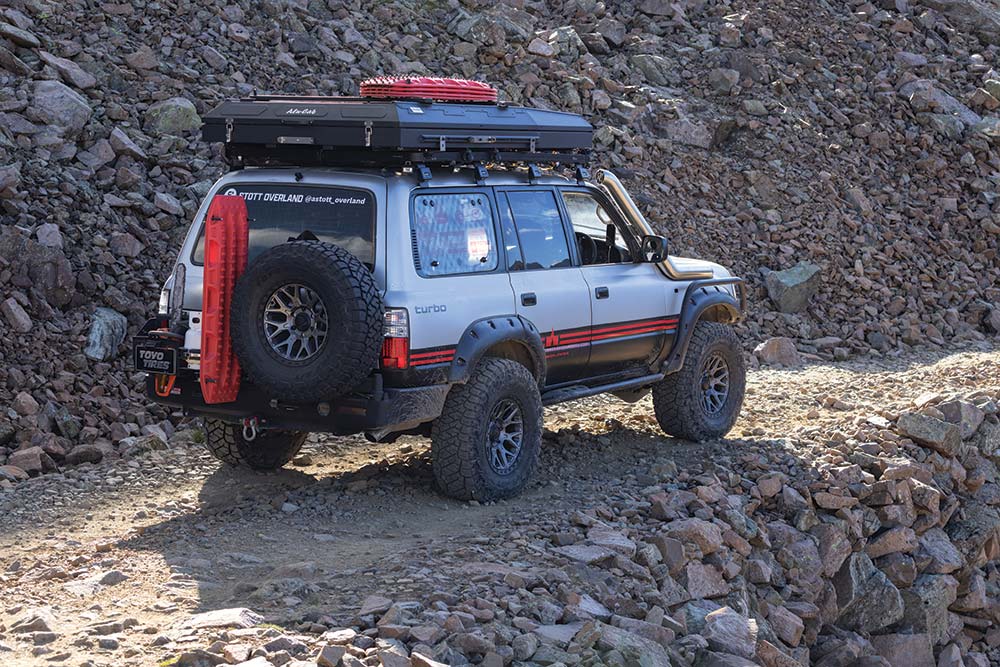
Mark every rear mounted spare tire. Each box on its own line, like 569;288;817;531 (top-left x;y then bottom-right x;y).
230;240;383;402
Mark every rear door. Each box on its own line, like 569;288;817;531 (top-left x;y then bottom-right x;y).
560;187;675;378
497;188;592;387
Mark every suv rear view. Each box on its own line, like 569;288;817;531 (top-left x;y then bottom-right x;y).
134;78;747;500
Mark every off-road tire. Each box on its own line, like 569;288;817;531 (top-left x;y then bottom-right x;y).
231;240;383;402
431;358;543;501
203;419;307;470
652;321;745;442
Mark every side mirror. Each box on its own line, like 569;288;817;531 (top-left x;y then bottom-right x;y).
640;234;668;263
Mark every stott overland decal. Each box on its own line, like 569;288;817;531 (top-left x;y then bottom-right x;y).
221;188;369;206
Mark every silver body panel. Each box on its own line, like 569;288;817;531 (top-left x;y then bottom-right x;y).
161;167;733;375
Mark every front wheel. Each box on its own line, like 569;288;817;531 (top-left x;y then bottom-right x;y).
203;419;308;470
652;321;745;442
431;358;543;501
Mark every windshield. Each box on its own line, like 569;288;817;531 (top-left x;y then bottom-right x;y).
191;183;375;267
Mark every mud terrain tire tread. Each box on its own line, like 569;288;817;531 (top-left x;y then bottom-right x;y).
230;240;383;402
432;358;542;501
652;321;745;442
203;419;307;470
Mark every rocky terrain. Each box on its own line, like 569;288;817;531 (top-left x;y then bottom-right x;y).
1;344;998;667
1;0;1000;665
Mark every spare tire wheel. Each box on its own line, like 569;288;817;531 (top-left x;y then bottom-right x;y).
230;240;384;402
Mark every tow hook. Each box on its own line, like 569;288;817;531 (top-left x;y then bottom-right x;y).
242;416;259;442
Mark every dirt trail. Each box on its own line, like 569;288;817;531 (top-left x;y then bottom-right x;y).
0;342;997;666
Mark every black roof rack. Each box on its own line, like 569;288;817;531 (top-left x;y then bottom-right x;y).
202;94;593;168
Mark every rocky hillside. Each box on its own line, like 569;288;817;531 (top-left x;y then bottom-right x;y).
1;3;1000;470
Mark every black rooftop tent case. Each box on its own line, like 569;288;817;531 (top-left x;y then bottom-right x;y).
202;96;594;167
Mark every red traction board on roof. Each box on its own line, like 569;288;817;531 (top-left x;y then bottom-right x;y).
200;195;248;405
360;76;498;103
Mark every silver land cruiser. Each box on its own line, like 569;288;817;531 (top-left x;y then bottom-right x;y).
134;80;746;500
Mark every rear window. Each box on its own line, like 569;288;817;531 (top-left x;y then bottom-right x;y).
191;184;375;266
411;192;498;276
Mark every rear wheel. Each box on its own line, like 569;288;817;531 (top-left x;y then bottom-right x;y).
230;240;383;402
203;419;308;470
431;358;542;501
652;321;745;442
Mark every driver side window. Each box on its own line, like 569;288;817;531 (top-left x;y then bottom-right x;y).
561;191;633;266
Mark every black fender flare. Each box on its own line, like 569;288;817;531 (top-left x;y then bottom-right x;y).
448;315;547;386
661;278;746;374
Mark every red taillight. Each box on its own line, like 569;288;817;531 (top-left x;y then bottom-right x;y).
381;308;410;369
381;337;409;369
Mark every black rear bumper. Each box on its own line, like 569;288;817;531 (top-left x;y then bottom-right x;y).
145;372;449;435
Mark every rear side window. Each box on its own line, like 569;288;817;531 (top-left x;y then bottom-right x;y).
411;192;498;276
192;184;375;266
505;190;571;270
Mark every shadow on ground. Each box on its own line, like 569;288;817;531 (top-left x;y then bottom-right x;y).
114;417;806;626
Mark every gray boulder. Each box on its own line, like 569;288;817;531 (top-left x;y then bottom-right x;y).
703;607;757;659
631;54;674;87
899;79;981;127
38;402;81;439
897;574;958;645
64;445;103;466
764;262;821;313
144;97;201;136
832;552;904;632
870;633;934;667
896;413;961;457
84;308;128;362
7;446;56;476
936;400;985;439
0;227;76;307
30;80;92;137
753;337;800;366
920;0;1000;46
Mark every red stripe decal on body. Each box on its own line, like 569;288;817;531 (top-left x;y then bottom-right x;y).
410;348;455;360
558;319;679;343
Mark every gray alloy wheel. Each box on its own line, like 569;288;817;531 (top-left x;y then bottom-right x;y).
263;283;329;362
485;398;524;475
700;351;730;415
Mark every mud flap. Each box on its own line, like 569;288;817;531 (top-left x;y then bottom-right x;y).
200;195;248;404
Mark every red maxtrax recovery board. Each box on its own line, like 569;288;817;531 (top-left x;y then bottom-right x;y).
199;195;248;404
360;76;499;102
201;78;592;168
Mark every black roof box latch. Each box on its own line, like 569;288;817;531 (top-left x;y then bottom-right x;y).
416;163;432;184
474;164;489;185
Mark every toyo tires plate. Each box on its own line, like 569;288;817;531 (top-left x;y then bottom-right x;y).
134;344;177;375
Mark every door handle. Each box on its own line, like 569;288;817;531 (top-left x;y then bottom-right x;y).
595;286;610;299
521;292;537;306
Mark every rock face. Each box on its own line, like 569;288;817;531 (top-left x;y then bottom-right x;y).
764;263;822;313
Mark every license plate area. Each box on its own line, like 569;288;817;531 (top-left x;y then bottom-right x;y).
134;344;178;375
